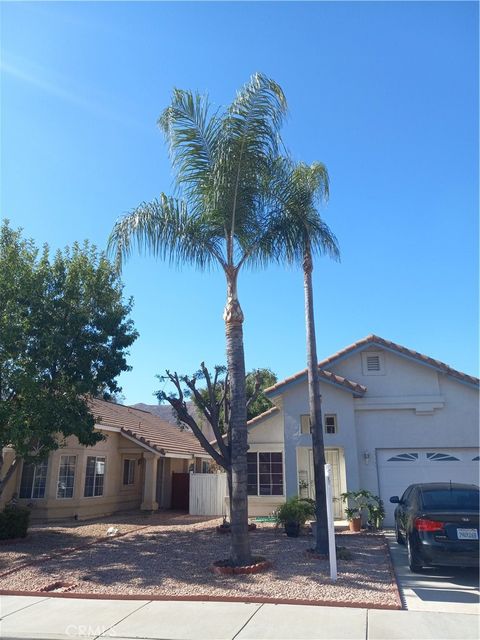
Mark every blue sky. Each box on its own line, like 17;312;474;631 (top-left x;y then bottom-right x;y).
1;1;478;404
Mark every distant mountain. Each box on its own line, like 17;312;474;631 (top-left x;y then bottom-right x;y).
131;402;215;442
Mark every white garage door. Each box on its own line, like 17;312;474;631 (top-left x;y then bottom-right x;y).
377;448;479;526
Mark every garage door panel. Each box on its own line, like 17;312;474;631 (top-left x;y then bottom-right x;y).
378;448;479;526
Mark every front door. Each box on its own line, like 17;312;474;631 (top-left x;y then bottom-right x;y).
171;472;190;511
308;448;343;519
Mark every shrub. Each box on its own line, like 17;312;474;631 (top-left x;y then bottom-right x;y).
275;496;316;526
0;505;30;540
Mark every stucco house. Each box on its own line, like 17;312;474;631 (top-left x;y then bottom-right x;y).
1;398;210;521
245;335;479;525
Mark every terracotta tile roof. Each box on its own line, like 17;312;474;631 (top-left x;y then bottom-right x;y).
318;334;479;387
264;334;479;397
88;398;208;457
265;368;367;397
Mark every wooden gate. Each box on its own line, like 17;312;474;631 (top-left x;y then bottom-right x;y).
189;473;227;516
171;472;190;511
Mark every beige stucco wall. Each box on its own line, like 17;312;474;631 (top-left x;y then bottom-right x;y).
246;410;285;517
1;429;146;521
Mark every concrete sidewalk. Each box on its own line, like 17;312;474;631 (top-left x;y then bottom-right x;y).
1;596;479;640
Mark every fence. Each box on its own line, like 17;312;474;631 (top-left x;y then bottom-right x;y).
189;472;228;516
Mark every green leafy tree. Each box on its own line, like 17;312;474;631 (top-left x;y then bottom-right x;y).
246;368;277;421
271;160;340;555
0;221;138;497
188;367;277;431
109;73;287;566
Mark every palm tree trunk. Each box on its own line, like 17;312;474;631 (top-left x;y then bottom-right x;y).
303;246;329;556
224;267;252;566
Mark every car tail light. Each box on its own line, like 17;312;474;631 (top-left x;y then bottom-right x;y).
414;518;444;532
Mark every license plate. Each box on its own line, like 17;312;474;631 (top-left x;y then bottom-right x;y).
457;528;478;540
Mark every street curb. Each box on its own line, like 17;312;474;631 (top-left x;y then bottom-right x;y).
0;590;401;609
382;533;405;610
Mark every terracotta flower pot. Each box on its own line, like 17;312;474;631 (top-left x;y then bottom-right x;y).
349;517;362;532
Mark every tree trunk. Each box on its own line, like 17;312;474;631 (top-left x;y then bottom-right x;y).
226;466;233;520
303;247;329;556
223;267;252;566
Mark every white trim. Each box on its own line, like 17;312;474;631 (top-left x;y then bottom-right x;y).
83;455;106;499
94;424;121;433
247;443;283;453
354;395;445;414
247;450;285;498
56;454;77;500
324;414;338;435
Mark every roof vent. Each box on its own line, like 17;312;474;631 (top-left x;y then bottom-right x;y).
362;351;385;375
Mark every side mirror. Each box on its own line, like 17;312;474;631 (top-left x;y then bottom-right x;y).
389;496;400;504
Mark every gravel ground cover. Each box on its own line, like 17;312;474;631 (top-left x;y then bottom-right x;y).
0;515;399;608
0;512;214;574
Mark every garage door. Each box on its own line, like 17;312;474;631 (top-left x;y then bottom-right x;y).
377;448;479;526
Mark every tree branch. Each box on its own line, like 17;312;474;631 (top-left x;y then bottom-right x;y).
162;370;230;468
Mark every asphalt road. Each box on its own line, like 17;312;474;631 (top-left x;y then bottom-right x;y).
385;530;480;614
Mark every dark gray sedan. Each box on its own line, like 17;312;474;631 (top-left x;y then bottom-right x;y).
390;482;479;572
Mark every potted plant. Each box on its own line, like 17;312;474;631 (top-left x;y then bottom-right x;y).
366;495;385;530
341;490;371;532
344;506;361;532
275;496;315;537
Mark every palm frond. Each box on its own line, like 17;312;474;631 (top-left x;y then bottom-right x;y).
216;73;288;242
107;195;225;271
158;88;221;199
240;157;340;269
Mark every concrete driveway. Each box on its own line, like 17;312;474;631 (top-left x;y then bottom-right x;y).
386;531;480;614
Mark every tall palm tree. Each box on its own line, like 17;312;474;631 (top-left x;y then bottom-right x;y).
108;73;287;566
271;160;340;555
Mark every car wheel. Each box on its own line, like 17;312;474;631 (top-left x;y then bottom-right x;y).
407;535;423;572
395;522;405;545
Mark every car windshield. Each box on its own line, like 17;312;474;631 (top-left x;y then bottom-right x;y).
421;489;479;511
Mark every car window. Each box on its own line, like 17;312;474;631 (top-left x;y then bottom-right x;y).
420;489;480;511
401;486;414;503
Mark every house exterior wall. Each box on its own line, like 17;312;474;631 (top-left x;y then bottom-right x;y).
353;374;479;495
262;346;478;522
280;382;360;500
5;430;146;521
245;411;285;516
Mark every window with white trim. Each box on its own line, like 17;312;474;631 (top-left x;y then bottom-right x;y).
300;414;311;434
19;459;49;499
247;452;283;496
122;459;135;486
57;455;76;498
324;414;337;434
84;456;106;497
361;351;385;375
